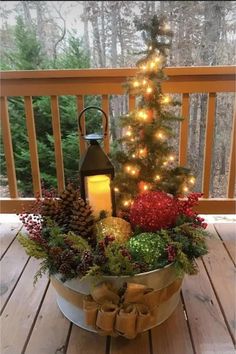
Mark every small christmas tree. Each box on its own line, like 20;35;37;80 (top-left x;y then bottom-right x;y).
113;15;195;211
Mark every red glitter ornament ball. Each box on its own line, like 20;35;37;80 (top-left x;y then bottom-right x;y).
130;191;178;232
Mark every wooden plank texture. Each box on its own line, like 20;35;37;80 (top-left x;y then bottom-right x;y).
1;67;235;96
25;284;71;354
129;95;136;111
202;224;236;344
24;96;42;197
66;325;107;354
0;258;49;354
110;332;150;354
214;223;236;264
227;105;235;198
179;93;190;166
1;197;235;214
50;95;65;193
0;222;22;258
102;95;110;154
182;258;235;353
0;96;18;197
0;237;29;314
77;95;86;156
151;301;194;354
202;93;216;198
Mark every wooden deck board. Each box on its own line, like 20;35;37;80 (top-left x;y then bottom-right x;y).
214;223;236;264
0;222;235;354
66;325;107;354
151;301;195;354
0;236;29;313
0;222;22;258
202;224;236;344
24;284;71;354
0;258;49;354
110;332;150;354
182;259;235;354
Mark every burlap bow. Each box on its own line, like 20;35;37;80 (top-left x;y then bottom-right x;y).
51;276;182;339
83;279;182;338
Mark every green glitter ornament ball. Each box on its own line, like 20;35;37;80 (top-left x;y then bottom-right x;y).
128;233;168;270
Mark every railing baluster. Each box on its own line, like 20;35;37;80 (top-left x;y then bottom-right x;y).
50;96;65;193
179;93;190;166
227;103;235;198
102;95;110;154
24;96;41;197
0;96;18;198
76;95;86;156
129;95;136;111
202;93;216;198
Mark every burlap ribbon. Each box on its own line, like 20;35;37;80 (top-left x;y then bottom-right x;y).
51;276;182;339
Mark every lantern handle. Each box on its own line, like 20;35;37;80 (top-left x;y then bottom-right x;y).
78;106;108;138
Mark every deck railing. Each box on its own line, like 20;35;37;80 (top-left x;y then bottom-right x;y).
0;66;235;213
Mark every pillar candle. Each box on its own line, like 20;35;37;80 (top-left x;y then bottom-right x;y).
87;175;112;218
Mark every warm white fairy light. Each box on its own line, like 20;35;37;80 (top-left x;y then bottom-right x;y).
131;169;136;175
163;161;168;166
155;175;161;181
141;65;147;71
156;131;165;140
146;87;153;94
168;155;175;162
183;186;189;192
189;177;195;184
143;184;148;191
150;61;155;69
114;187;119;192
123;200;130;207
154;56;161;63
142;79;147;85
161;95;171;104
149;45;153;50
138;110;148;120
163;23;171;31
133;80;140;88
126;165;131;172
132;153;136;158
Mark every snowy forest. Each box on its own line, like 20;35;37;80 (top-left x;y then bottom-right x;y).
0;1;235;198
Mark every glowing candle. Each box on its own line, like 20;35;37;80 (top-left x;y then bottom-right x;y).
87;175;112;218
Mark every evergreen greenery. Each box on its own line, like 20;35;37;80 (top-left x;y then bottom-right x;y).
112;16;195;211
0;17;102;195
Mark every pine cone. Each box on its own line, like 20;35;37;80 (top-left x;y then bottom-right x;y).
58;263;72;275
69;199;95;239
59;183;80;213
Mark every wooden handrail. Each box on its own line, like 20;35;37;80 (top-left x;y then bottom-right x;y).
0;66;235;214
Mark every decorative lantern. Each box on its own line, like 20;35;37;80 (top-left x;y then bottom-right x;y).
78;106;116;218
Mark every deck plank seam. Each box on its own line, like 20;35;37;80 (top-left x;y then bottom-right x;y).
180;293;197;354
0;255;30;315
0;224;23;261
105;335;111;354
213;224;236;267
21;279;51;354
64;321;73;354
148;329;153;354
201;256;236;346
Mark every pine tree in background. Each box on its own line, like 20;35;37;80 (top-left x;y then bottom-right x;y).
112;16;196;211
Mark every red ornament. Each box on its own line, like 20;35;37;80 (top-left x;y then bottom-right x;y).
130;191;178;231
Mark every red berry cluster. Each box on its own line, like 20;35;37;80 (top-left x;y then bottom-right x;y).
166;245;176;262
19;213;43;243
177;193;207;229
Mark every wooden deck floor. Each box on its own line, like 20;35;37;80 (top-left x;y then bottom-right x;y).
0;222;235;354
